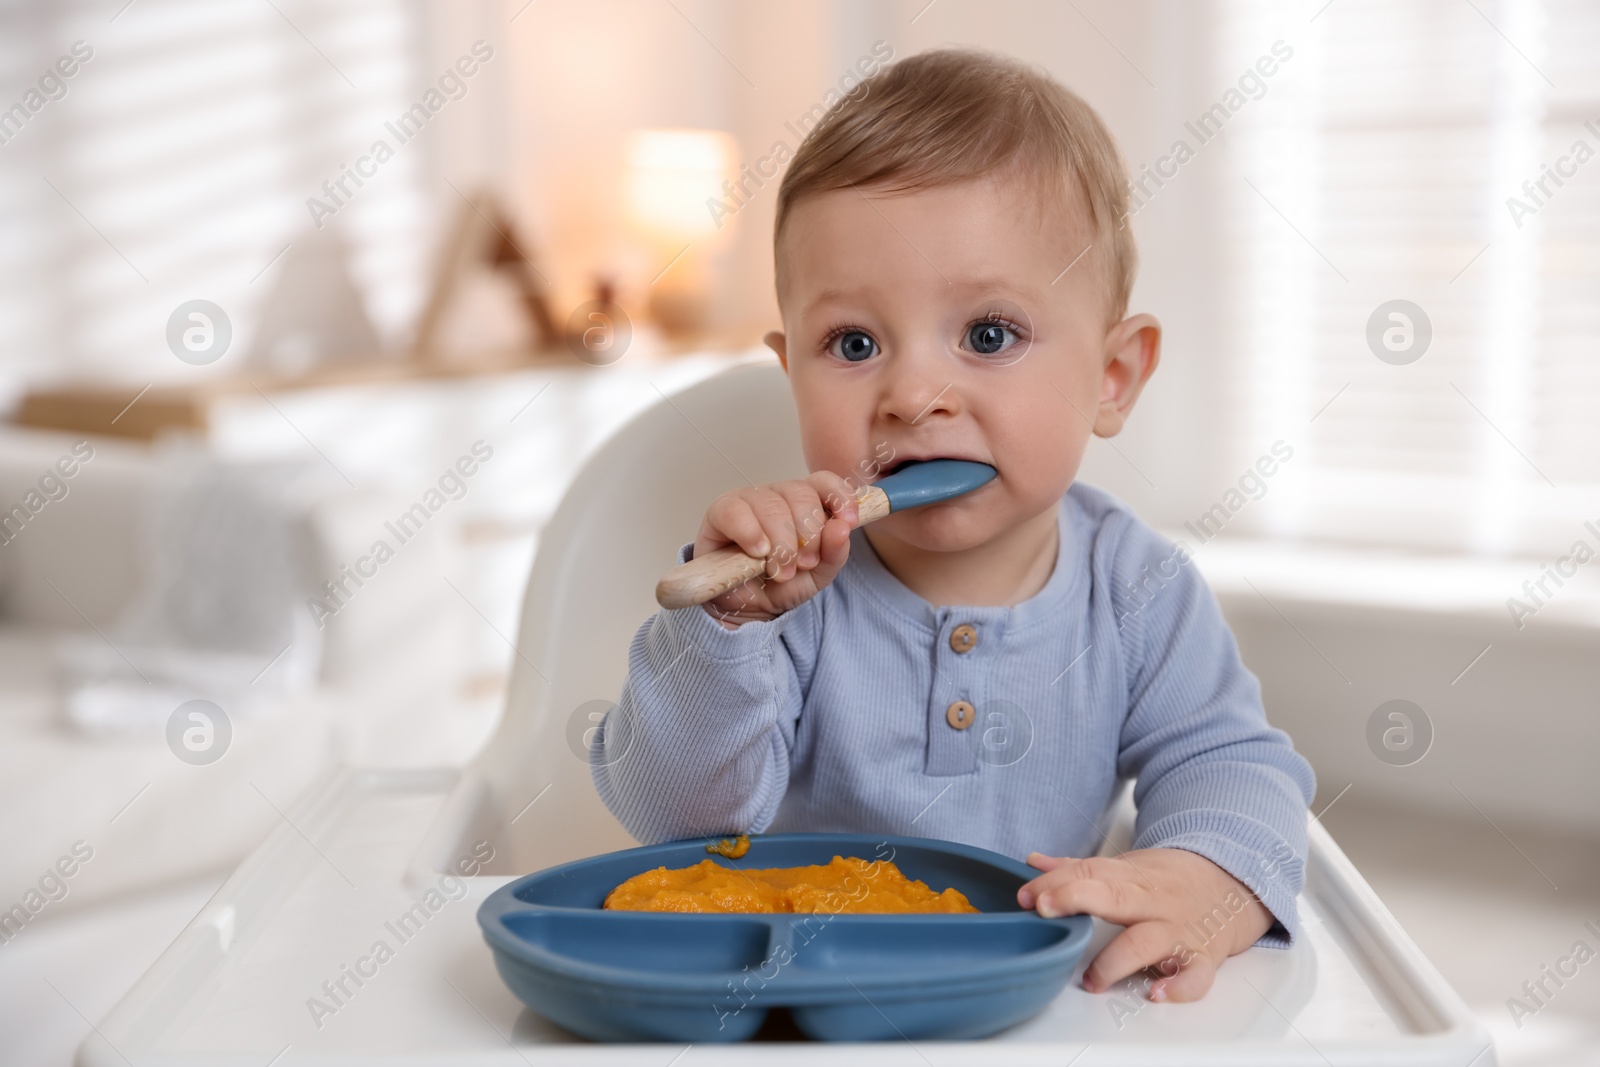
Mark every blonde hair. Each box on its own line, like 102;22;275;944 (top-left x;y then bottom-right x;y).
774;48;1136;324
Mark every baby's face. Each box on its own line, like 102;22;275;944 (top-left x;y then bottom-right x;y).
769;171;1157;553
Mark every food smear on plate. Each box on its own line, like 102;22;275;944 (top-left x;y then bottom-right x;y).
704;833;750;859
603;855;980;913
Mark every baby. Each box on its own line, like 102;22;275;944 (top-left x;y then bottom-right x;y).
593;48;1315;1005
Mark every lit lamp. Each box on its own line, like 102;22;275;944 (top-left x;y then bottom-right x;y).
625;128;738;337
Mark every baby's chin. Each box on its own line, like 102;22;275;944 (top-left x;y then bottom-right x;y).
868;495;1016;554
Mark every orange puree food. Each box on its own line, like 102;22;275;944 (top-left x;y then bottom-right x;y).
705;834;750;859
602;855;980;914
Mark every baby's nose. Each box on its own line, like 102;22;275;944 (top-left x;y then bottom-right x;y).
880;372;960;425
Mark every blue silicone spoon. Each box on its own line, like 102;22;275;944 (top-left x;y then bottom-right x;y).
655;459;998;609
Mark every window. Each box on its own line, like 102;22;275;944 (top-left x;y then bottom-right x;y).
0;0;433;398
1218;0;1599;557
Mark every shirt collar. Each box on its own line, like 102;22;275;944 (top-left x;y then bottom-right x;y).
841;493;1082;636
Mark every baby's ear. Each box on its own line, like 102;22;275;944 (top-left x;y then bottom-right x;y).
1095;313;1161;437
764;330;788;372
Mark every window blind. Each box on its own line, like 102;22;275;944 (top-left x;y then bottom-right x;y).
1216;0;1599;557
0;0;432;398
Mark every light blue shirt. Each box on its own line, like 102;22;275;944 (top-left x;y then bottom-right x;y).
592;482;1316;946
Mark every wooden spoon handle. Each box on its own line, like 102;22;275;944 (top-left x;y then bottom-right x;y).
655;486;890;609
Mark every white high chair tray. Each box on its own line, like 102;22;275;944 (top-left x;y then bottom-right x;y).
77;765;1492;1067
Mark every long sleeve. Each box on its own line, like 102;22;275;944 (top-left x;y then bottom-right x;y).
590;541;816;844
1108;519;1317;949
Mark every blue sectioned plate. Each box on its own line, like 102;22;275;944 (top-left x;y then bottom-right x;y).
476;832;1093;1043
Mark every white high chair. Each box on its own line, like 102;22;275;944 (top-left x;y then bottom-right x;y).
79;353;1494;1065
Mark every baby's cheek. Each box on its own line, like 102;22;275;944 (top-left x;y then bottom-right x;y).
996;448;1079;518
996;399;1083;490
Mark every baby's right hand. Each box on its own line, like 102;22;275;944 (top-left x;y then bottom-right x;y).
695;471;861;628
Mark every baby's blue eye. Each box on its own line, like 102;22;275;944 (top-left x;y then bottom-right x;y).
968;321;1016;355
831;330;878;362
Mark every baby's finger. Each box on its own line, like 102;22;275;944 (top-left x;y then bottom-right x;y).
1033;872;1154;925
805;516;853;590
807;470;861;525
1153;951;1218;1003
702;494;773;559
1024;851;1074;875
1017;853;1073;907
1081;920;1183;995
772;481;830;568
746;489;802;579
1019;855;1135;908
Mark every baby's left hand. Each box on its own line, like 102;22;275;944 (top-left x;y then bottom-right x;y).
1017;848;1271;1003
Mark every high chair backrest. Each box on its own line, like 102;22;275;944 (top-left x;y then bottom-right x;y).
475;354;806;872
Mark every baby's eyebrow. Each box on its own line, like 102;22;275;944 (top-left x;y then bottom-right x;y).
793;283;1047;333
803;288;864;312
802;280;1039;315
945;278;1040;303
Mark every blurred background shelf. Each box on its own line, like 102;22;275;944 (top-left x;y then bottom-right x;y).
12;348;567;442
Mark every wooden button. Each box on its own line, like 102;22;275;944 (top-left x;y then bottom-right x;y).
945;700;976;730
949;623;978;654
